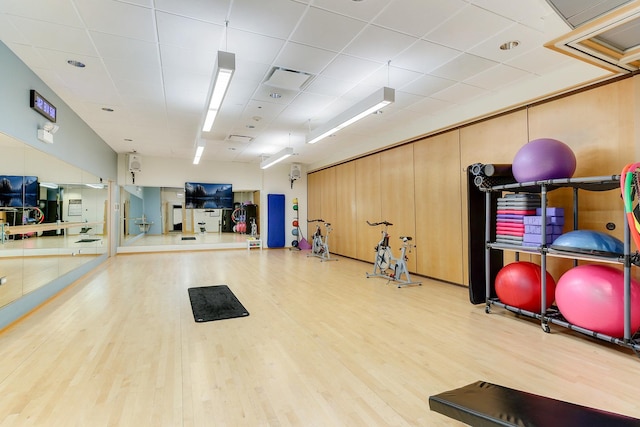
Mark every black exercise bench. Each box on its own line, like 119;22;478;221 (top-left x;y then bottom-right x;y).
429;381;640;426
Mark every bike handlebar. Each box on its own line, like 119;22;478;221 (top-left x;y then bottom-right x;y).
308;219;324;223
366;220;393;227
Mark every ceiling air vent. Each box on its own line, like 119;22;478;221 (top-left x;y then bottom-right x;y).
227;135;254;144
264;67;314;91
545;0;633;28
545;1;640;73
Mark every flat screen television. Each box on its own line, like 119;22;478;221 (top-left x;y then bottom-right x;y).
185;182;233;209
0;175;38;208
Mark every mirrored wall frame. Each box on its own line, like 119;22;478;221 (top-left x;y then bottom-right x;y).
0;132;108;309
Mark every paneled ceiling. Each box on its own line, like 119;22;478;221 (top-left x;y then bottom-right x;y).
0;0;625;169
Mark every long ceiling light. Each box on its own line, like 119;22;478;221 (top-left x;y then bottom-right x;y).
193;140;206;165
202;51;235;132
306;87;395;144
260;147;294;169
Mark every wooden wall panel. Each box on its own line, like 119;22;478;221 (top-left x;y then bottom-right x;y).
380;145;417;273
307;172;322;242
334;162;357;258
355;154;382;262
459;110;529;284
414;131;463;283
528;79;635;279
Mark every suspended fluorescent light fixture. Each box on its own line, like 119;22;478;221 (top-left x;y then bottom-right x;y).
193;140;206;165
40;182;58;189
260;147;294;169
202;51;236;132
85;183;105;189
306;87;394;144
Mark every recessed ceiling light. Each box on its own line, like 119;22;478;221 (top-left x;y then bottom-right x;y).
269;92;282;99
102;107;114;112
228;147;236;151
67;59;86;68
246;125;255;129
499;40;520;50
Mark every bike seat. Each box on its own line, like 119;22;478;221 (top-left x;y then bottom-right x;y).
399;236;412;241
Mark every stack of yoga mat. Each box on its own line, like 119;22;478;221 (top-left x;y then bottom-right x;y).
523;207;565;245
495;194;541;245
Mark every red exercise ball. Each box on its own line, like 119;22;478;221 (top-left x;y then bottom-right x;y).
292;220;299;227
495;261;556;312
556;264;640;338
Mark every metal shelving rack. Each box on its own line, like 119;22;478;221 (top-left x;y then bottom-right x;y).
483;175;640;354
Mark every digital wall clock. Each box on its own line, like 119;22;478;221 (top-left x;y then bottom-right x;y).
30;89;57;123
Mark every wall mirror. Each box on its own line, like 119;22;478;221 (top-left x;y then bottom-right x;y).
118;186;260;250
0;132;108;308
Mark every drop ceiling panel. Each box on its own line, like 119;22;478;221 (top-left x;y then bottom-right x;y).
291;7;366;52
91;32;159;64
471;0;551;23
400;74;456;97
304;76;357;98
154;0;231;23
159;45;215;76
75;0;157;42
432;82;490;104
274;42;337;74
391;40;461;74
506;46;571;74
465;64;533;91
0;15;25;43
360;66;422;89
405;96;456;115
9;16;97;56
311;0;392;21
430;54;497;82
374;0;467;37
226;29;285;65
320;54;382;82
6;44;48;69
468;23;546;63
105;57;163;84
156;12;224;51
343;25;416;63
1;0;84;28
229;0;307;39
425;4;514;51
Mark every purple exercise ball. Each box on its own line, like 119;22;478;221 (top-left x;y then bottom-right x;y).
512;138;576;183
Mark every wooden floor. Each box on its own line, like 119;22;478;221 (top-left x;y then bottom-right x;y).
0;249;639;426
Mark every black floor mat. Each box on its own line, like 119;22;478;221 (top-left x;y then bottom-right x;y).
187;285;249;322
75;238;100;243
182;236;196;240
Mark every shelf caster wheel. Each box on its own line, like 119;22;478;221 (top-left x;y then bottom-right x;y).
542;323;551;333
485;305;491;314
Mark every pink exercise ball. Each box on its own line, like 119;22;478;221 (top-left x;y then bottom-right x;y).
556;265;640;337
512;138;576;183
495;261;556;312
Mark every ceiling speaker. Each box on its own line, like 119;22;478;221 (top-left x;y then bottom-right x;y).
290;163;301;180
128;154;142;172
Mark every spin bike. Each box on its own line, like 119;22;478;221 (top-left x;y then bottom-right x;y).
366;220;421;287
307;219;338;262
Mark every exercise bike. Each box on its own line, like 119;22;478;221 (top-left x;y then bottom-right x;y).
307;219;338;262
366;220;421;287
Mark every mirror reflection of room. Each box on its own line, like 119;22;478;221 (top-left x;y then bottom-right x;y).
118;185;260;251
0;132;108;308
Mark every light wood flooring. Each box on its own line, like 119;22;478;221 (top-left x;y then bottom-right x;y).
0;249;639;426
